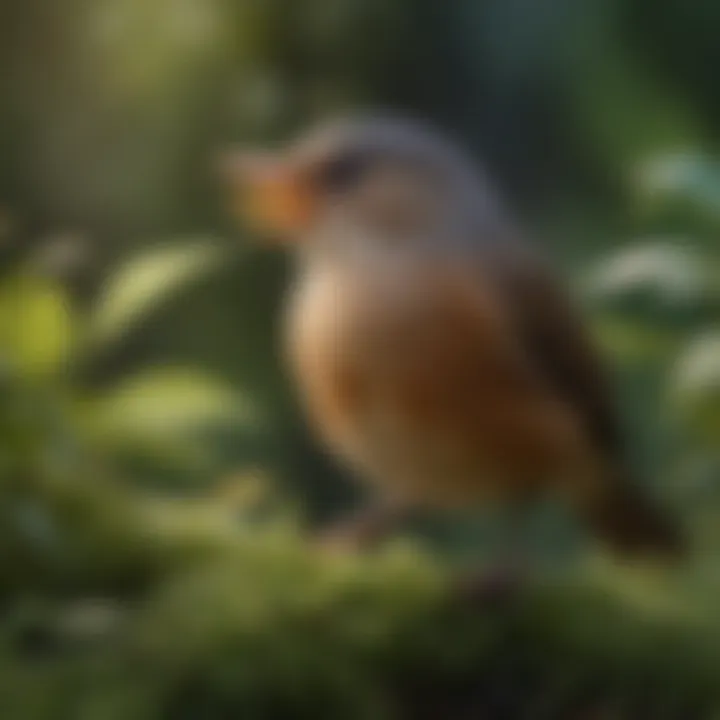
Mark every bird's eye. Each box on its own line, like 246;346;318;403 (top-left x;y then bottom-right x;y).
315;152;368;193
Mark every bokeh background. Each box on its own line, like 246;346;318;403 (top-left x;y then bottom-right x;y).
0;0;718;717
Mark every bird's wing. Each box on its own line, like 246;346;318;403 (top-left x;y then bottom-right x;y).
482;241;625;461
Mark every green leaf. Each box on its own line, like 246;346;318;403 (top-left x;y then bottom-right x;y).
0;273;75;379
671;331;720;442
80;367;258;463
586;242;707;311
591;316;679;364
87;240;225;350
636;152;720;220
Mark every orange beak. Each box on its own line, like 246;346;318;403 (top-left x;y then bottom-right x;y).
218;150;317;241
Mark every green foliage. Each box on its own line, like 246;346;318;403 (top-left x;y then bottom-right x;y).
0;243;257;488
2;519;720;718
636;153;720;228
0;274;74;381
87;241;226;351
672;332;720;446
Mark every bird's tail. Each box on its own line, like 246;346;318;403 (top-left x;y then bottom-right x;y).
579;470;684;560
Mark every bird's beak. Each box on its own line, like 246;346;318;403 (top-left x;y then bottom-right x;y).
218;150;317;242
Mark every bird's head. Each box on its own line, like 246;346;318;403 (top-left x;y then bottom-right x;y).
220;114;500;252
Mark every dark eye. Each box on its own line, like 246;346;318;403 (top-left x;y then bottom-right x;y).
315;152;368;193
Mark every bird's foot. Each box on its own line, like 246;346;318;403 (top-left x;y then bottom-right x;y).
454;563;526;608
314;524;367;555
313;503;405;555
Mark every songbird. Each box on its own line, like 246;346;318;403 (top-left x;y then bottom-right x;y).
221;114;683;561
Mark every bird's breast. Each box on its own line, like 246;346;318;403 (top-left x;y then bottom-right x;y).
285;255;576;506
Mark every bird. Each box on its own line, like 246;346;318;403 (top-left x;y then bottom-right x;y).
220;113;683;564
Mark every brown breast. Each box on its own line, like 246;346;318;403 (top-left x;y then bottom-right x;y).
285;252;582;507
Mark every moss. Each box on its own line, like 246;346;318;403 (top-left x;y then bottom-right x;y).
0;503;718;719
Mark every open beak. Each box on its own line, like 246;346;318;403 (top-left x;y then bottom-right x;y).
218;150;317;241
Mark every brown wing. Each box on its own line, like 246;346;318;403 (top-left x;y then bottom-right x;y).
481;241;625;463
474;236;683;557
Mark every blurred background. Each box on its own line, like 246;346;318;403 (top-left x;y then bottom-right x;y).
0;0;718;717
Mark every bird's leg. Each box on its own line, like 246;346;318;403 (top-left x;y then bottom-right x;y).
315;499;410;553
455;502;534;606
